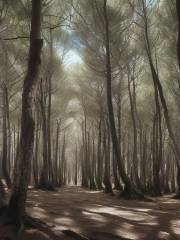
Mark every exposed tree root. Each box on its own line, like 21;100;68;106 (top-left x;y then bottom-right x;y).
113;185;123;191
62;230;89;240
119;185;144;200
103;189;115;196
36;184;56;191
173;193;180;199
62;230;131;240
23;215;53;229
0;204;7;217
89;231;131;240
0;217;131;240
89;184;97;190
0;214;62;240
150;191;162;197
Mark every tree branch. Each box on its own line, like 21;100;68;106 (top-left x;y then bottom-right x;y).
0;36;29;41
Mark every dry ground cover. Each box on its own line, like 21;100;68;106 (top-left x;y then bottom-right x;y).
24;186;180;240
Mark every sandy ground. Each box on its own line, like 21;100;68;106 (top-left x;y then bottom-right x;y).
25;186;180;240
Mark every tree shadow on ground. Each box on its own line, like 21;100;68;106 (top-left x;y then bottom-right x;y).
24;186;180;240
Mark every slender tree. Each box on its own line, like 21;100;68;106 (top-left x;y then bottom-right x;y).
8;0;43;225
103;0;143;199
176;0;180;69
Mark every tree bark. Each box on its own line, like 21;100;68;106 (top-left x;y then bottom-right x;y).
142;0;180;196
90;133;96;189
8;0;43;224
176;0;180;69
127;68;142;190
55;120;61;186
74;145;78;185
39;81;50;189
2;84;11;187
97;119;103;189
33;111;40;186
103;119;113;193
103;0;143;199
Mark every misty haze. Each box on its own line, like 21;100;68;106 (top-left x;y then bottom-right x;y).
0;0;180;239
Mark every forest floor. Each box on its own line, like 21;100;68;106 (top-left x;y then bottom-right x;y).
0;186;179;239
24;186;180;240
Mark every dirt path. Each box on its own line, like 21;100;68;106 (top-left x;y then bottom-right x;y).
27;186;180;240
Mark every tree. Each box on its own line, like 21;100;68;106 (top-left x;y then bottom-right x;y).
103;0;143;199
136;0;180;197
176;0;180;68
7;0;43;225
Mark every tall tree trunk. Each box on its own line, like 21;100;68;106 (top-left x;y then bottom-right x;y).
127;68;142;190
58;134;62;186
90;133;96;189
8;0;43;224
33;112;40;186
103;0;143;199
47;28;54;185
142;0;180;197
13;118;20;188
47;73;53;184
81;120;89;187
152;112;162;196
55;120;60;186
74;145;78;185
97;119;103;189
103;119;113;193
5;86;11;184
39;81;50;188
164;151;171;194
176;0;180;69
115;89;123;191
140;130;147;190
61;135;66;185
0;178;6;213
2;85;11;187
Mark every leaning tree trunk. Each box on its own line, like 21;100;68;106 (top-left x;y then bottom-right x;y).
8;0;43;225
103;0;143;199
142;0;180;197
